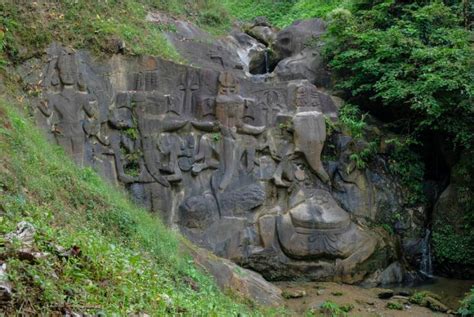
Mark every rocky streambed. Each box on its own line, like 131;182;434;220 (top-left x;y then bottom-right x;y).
277;277;473;316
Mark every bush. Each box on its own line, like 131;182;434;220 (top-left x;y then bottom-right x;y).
325;1;473;156
458;288;474;317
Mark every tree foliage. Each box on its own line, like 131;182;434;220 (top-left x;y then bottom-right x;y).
325;0;473;151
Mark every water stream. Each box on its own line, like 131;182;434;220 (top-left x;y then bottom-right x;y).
420;228;433;278
263;49;270;74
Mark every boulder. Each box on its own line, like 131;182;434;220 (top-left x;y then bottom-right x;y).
183;242;283;307
273;19;326;59
376;288;394;299
274;49;331;87
247;25;277;46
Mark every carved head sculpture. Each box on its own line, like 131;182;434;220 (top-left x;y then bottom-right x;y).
57;48;78;86
296;85;309;108
215;72;245;128
218;71;239;95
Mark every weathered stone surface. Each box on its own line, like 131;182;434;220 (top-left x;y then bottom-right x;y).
0;263;12;304
184;242;283;307
423;296;449;312
362;261;405;287
274;49;331;87
376;288;394;299
246;25;277;46
21;16;406;285
292;111;329;183
272;19;326;59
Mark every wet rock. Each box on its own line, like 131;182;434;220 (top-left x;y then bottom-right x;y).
424;296;449;313
282;289;306;299
363;261;405;287
376;288;394;299
396;290;413;297
0;263;12;304
247;26;276;46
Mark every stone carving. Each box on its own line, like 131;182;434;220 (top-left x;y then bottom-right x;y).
38;49;97;166
276;190;378;277
292;111;330;184
29;43;393;284
135;71;159;91
256;89;285;126
178;69;200;117
215;71;265;190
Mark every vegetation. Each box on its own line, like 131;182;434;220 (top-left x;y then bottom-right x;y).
325;0;473;266
409;291;428;305
458;288;474;317
386;137;425;205
315;300;353;316
0;0;234;65
325;1;472;151
222;0;344;28
386;301;404;310
0;96;265;315
432;223;474;267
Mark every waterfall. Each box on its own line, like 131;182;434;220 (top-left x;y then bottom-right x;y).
264;49;270;74
420;229;433;277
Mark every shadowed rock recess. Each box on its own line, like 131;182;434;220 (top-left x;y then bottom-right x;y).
20;18;403;286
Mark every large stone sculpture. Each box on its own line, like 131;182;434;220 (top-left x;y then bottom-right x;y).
292;110;330;184
29;42;391;284
277;190;377;274
215;71;265;190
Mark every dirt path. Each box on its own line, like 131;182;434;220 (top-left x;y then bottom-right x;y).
276;281;452;316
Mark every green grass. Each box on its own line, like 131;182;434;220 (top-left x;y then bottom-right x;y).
0;95;269;315
0;0;346;68
0;1;183;62
221;0;346;28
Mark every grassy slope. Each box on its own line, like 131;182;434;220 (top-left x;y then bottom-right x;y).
221;0;346;28
0;0;233;65
0;0;344;68
0;95;267;315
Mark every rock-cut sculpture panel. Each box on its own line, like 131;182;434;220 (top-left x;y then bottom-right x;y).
30;44;381;283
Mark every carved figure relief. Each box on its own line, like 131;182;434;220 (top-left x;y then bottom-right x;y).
33;44;383;283
178;69;200;117
256;89;285;126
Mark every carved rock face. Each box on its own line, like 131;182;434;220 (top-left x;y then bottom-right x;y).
179;193;218;229
288;192;351;230
292;111;330;183
277;190;368;260
27;42;392;284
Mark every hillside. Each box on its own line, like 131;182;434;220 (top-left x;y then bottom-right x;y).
0;0;473;316
0;94;276;315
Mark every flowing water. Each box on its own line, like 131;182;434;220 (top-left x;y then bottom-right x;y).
263;49;270;74
420;228;433;277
